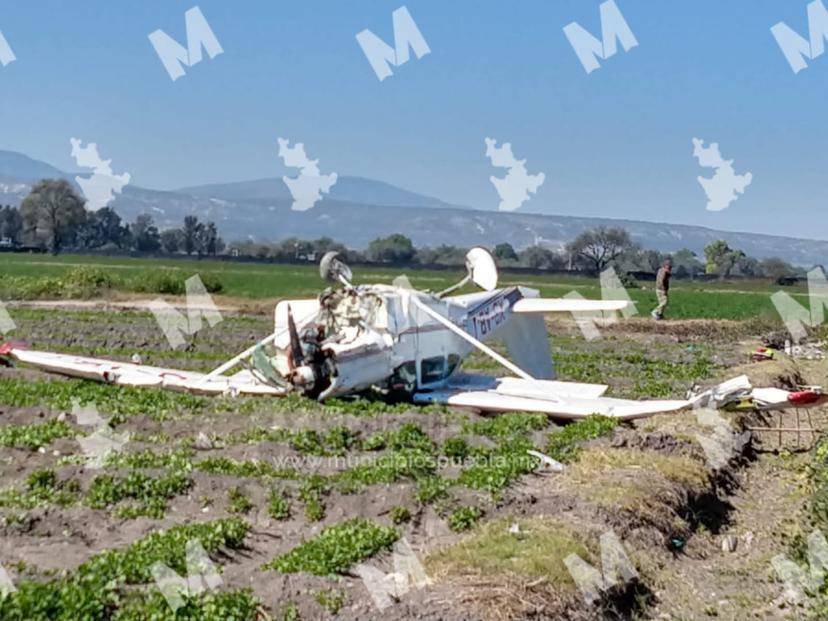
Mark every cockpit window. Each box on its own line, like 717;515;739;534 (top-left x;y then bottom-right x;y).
421;356;447;384
421;354;461;384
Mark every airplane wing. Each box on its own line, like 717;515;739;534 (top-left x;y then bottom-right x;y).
686;374;828;410
511;299;629;314
748;387;828;409
0;345;284;396
412;374;688;421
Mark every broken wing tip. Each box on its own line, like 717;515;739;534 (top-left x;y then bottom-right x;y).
0;342;24;356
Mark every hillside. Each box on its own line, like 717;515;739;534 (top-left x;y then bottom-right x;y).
1;149;826;264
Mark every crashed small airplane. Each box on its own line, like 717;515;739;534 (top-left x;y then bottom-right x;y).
1;249;823;420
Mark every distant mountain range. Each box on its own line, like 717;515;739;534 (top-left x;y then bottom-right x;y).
1;149;826;265
177;176;458;210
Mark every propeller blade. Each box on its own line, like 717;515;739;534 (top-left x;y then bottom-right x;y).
286;304;304;367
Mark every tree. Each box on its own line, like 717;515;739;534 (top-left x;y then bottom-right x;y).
734;254;759;277
566;227;637;274
20;179;86;254
670;248;704;278
192;221;221;257
76;207;129;249
194;224;208;258
422;245;466;266
703;240;743;278
130;214;161;252
637;249;667;274
292;239;314;260
0;206;22;244
519;245;566;270
493;242;518;262
366;234;416;263
204;222;221;256
182;215;202;256
760;257;795;284
96;207;130;248
312;237;347;256
161;229;183;253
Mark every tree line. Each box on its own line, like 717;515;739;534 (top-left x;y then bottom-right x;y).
229;228;804;283
0;179;224;257
3;178;806;282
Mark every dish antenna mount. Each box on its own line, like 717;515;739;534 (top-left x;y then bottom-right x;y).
437;247;499;297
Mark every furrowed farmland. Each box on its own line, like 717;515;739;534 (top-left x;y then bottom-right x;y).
0;253;826;620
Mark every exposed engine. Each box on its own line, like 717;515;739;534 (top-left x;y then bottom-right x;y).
259;278;396;399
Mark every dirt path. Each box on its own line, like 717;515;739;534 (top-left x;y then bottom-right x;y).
6;297;256;314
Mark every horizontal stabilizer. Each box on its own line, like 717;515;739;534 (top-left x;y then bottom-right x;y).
414;386;689;421
415;374;688;420
447;374;608;400
512;298;629;314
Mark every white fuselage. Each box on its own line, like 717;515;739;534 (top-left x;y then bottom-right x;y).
273;284;552;398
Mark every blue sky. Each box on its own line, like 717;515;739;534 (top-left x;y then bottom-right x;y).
1;0;826;239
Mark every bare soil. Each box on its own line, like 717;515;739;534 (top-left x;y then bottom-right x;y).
0;305;824;620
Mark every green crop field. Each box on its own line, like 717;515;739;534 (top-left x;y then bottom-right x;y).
0;252;810;321
0;251;822;620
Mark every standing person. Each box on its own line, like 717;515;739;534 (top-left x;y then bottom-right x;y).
652;260;672;320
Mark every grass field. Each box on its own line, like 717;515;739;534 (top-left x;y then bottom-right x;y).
0;252;808;321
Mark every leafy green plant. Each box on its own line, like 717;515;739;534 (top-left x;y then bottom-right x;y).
443;436;471;460
104;447;195;471
390;505;411;524
0;468;81;509
457;438;536;496
360;431;387;451
0;518;250;620
64;266;116;291
323;426;358;455
290;429;325;455
448;506;483;532
267;487;291;520
334;447;437;493
87;471;192;518
0;377;209;425
304;498;325;522
227;487;254;515
27;468;58;491
465;412;547;441
0;266;120;300
299;475;329;522
388;422;435;452
545;415;618;463
278;602;300;621
415;476;449;503
263;518;398;576
314;588;347;614
128;269;222;295
290;426;360;456
195;456;298;480
0;420;76;450
114;589;259;620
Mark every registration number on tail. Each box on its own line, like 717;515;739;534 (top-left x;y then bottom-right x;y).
470;297;510;338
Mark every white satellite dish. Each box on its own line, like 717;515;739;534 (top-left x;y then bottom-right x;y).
466;247;498;291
